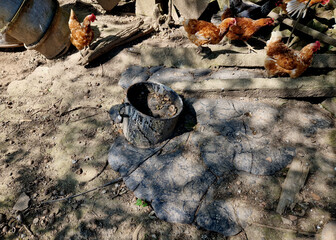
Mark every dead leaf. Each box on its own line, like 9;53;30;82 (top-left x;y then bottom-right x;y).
266;157;272;162
311;192;321;201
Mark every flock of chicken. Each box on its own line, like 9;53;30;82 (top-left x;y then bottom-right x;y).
67;0;330;79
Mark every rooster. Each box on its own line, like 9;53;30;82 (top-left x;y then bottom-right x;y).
264;31;320;78
68;9;96;55
223;14;275;52
281;0;330;18
182;18;237;53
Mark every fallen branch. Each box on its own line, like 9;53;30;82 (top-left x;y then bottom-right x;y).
39;177;123;205
60;106;100;117
132;223;144;240
87;160;109;183
269;12;336;47
79;20;154;65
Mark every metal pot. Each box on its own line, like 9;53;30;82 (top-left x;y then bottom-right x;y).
118;82;183;148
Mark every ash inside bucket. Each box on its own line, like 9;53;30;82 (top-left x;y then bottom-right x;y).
127;83;181;119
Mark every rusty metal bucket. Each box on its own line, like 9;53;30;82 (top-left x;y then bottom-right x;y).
24;6;71;59
0;0;24;29
0;33;23;48
0;0;70;58
119;82;184;148
0;0;58;45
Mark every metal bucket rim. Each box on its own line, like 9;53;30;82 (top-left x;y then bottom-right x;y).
0;0;29;33
125;81;184;121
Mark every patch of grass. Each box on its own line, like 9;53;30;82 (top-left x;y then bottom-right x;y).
136;198;148;207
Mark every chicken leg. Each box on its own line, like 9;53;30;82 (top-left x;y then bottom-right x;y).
243;41;257;53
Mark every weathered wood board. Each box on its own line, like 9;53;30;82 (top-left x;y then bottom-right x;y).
276;158;310;215
139;47;336;68
169;76;336;98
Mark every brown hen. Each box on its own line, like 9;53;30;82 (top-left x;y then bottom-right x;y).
183;18;236;53
223;15;274;52
264;31;320;78
68;9;96;54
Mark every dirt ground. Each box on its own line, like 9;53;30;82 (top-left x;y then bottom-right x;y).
0;0;335;239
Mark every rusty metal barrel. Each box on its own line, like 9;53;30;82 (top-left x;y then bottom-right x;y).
0;0;70;58
120;82;184;148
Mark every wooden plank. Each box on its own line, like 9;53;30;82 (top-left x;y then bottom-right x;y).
139;47;336;68
168;76;336;98
268;12;336;47
276;158;310;215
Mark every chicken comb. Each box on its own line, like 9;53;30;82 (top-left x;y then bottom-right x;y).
89;13;96;22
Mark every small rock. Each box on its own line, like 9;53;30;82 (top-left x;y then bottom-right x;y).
236;181;242;186
13;192;30;211
288;215;298;221
281;217;292;225
42;209;49;215
321;221;336;240
2;225;9;233
33;217;39;225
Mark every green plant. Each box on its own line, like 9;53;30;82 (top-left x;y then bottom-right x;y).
136;198;148;207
